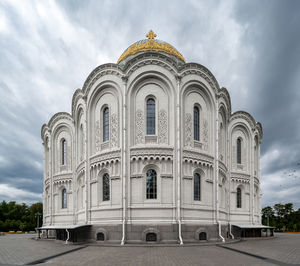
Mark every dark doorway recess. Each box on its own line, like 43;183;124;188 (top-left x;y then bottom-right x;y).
146;232;157;242
97;232;105;241
199;232;207;240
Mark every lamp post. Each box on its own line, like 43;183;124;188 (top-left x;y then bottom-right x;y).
35;212;42;239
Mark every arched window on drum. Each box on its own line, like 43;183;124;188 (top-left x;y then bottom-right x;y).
194;106;200;141
146;98;155;135
237;138;242;164
103;107;109;142
61;138;67;165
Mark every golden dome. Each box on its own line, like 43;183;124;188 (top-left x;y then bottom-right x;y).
117;30;186;63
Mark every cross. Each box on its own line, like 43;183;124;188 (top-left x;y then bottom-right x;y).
146;30;157;39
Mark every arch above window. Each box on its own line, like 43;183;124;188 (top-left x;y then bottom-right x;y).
194;173;201;201
103;107;109;142
146;169;157;199
237;138;242;164
237;187;242;208
103;173;110;201
146;98;155;135
194;106;200;141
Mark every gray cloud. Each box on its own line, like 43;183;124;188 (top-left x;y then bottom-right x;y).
0;0;299;208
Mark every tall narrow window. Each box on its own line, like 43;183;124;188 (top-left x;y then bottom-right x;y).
62;188;67;208
103;173;110;201
80;124;84;160
237;187;241;208
61;139;67;165
146;98;155;135
237;138;241;164
146;169;157;199
103;107;109;142
194;173;201;201
194;106;200;141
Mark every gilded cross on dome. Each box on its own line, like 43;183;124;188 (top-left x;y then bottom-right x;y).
146;30;157;39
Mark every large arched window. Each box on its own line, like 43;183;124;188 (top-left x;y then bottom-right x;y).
237;187;242;208
237;138;242;164
146;98;155;135
61;139;67;165
103;173;110;201
194;173;201;201
194;106;200;141
103;107;109;142
62;188;67;209
146;169;157;199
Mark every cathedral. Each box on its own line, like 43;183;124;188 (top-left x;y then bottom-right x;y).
41;31;264;243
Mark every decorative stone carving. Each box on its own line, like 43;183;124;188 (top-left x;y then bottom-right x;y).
95;120;101;152
203;119;208;151
111;113;118;148
185;113;192;147
135;109;144;144
158;109;167;144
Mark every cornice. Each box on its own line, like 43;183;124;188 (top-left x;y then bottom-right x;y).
230;110;256;129
182;149;214;166
48;112;74;130
179;63;220;93
82;64;123;96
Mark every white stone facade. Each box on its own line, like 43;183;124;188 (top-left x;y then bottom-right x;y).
41;34;263;243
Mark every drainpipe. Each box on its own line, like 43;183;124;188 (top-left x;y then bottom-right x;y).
65;229;70;244
216;95;225;242
176;76;183;245
121;76;127;245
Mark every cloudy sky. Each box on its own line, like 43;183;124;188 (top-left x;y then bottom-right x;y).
0;0;300;209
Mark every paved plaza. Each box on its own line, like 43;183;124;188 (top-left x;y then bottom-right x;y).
0;233;299;266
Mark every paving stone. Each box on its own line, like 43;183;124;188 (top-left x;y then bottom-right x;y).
0;233;299;266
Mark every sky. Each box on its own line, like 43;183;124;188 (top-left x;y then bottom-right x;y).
0;0;300;209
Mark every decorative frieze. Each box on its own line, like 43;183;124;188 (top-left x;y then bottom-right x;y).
111;113;119;148
185;113;192;147
95;120;101;152
135;109;144;144
158;109;168;144
202;119;208;151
